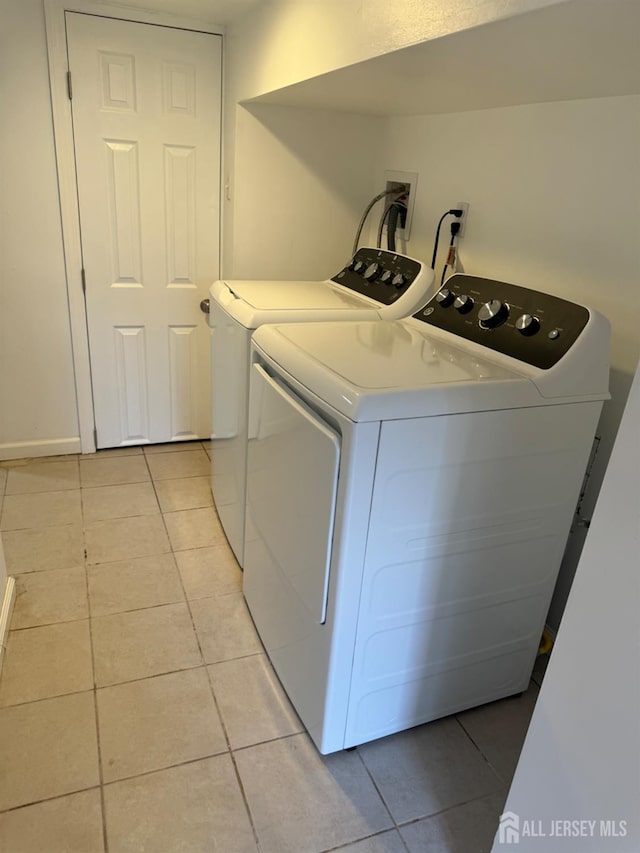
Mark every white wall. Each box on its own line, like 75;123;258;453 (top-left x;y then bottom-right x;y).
226;103;385;281
494;357;640;851
0;0;80;459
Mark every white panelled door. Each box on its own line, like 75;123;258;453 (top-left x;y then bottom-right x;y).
66;13;221;448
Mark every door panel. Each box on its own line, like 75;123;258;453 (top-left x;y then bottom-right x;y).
66;13;221;447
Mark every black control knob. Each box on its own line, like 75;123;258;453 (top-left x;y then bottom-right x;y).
454;294;474;314
478;299;509;329
435;288;455;307
352;260;365;274
515;314;541;336
392;273;406;289
379;270;394;284
363;262;382;281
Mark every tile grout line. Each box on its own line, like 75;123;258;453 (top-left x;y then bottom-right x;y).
454;712;510;785
83;519;111;853
392;787;511;829
207;662;266;852
96;750;245;792
318;828;410;853
0;784;104;818
8;613;90;634
351;747;407;845
81;469;112;852
0;651;301;735
0;682;98;712
1;453;81;499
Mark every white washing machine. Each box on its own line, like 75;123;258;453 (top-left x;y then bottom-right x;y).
243;274;611;754
209;248;434;565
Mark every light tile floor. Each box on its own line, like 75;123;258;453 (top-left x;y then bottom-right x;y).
0;442;548;853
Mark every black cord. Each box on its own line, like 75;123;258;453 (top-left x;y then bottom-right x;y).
430;208;463;269
440;232;456;285
440;220;462;285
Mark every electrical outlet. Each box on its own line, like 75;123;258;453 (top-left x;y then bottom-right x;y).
384;170;418;240
454;202;470;238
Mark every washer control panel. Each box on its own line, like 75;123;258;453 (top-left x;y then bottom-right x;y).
415;274;590;369
331;248;422;305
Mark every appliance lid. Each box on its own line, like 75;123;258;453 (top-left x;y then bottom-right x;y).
221;279;373;311
252;320;544;422
259;320;523;388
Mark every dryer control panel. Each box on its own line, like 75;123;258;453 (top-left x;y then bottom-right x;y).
415;274;590;369
331;248;423;305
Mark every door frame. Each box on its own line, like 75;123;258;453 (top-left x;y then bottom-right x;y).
44;0;223;453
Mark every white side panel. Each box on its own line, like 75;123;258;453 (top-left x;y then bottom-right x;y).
209;305;252;564
345;401;602;745
210;300;247;440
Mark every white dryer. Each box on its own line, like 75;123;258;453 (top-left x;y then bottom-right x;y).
243;274;611;754
209;248;434;565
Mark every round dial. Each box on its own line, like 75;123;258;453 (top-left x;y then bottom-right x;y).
352;260;365;274
363;262;382;281
380;269;394;284
454;294;474;314
392;273;406;289
435;288;455;307
515;314;541;336
478;299;509;329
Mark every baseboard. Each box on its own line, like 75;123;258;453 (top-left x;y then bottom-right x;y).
0;577;16;676
0;437;81;461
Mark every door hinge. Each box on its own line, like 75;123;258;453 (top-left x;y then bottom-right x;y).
67;71;72;100
81;268;86;293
